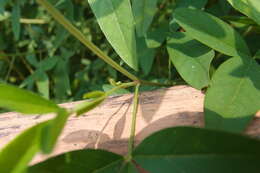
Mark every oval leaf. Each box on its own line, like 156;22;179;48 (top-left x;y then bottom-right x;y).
88;0;138;70
227;0;260;25
133;126;260;173
28;149;123;173
204;55;260;132
167;32;215;89
132;0;158;37
0;83;60;114
0;121;49;173
174;8;250;57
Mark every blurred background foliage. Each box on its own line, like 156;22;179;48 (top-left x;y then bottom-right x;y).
0;0;259;103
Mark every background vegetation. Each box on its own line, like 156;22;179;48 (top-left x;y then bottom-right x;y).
1;0;258;103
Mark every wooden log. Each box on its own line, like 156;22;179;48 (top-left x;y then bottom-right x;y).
0;85;259;164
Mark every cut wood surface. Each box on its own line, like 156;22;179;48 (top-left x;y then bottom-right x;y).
0;85;259;164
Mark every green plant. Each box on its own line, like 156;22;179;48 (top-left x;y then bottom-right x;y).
0;0;260;172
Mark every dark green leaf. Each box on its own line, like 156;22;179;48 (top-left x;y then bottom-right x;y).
88;0;138;70
174;8;250;57
254;50;260;59
227;0;260;25
11;2;21;41
167;32;214;89
96;161;138;173
137;37;155;75
207;0;231;17
132;0;158;37
38;56;59;71
0;0;8;14
53;59;71;101
0;121;49;173
0;83;60;114
145;25;169;48
205;56;260;132
40;109;69;154
133;126;260;173
28;149;123;173
175;0;207;9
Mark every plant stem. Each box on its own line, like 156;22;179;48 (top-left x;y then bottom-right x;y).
140;80;172;87
36;0;139;82
105;81;138;96
125;84;140;162
73;81;138;115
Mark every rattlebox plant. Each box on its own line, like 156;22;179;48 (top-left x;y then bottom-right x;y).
0;0;260;172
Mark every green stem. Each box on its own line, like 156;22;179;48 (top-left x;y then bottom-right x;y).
105;81;138;96
125;84;140;162
140;80;172;87
36;0;139;82
73;81;138;115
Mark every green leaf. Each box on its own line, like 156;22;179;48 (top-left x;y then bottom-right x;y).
0;0;9;14
137;37;155;75
96;161;138;173
175;0;207;9
103;84;130;95
38;56;59;71
34;70;50;99
11;2;21;41
167;32;215;89
74;96;106;116
88;0;138;70
254;50;260;59
227;0;260;25
40;109;69;154
83;91;105;99
174;8;251;57
0;121;49;173
28;149;123;173
132;0;158;37
53;59;71;101
133;126;260;173
145;25;169;48
0;83;60;114
205;56;260;132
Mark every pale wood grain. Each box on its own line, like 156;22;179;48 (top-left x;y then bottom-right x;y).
0;85;259;164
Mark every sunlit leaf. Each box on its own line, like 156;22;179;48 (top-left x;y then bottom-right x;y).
0;121;49;173
40;109;69;154
88;0;138;70
132;0;158;37
0;83;60;114
205;56;260;132
133;127;260;173
167;32;214;89
174;8;251;57
227;0;260;25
